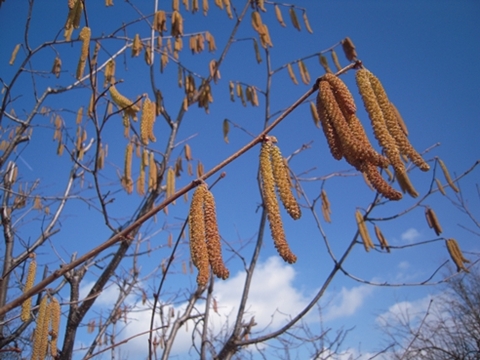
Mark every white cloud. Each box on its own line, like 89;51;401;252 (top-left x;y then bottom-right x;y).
322;285;373;322
400;228;420;243
79;280;121;307
376;294;434;328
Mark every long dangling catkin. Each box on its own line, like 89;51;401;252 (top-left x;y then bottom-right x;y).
148;152;157;191
323;73;356;115
204;188;229;279
48;297;61;358
140;96;156;144
270;144;301;220
435;178;446;196
355;210;374;252
9;44;21;65
356;69;404;174
31;296;49;360
260;140;297;263
20;256;37;322
289;7;301;31
425;207;442;236
123;143;133;194
361;162;402;200
321;189;331;223
446;238;469;273
274;5;286;27
341;37;357;61
316;91;344;160
438;158;459;193
76;27;91;80
188;184;210;286
374;225;390;252
109;86;140;114
395;170;419;198
366;71;429;171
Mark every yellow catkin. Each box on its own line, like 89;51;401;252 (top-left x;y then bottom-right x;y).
321;189;331;223
270;144;301;220
205;31;216;52
302;11;313;33
374;225;390;252
166;167;176;204
104;59;115;87
355;210;374;252
204;188;229;279
366;71;429;171
362;162;402;200
287;63;298;85
274;5;286;27
390;102;408;136
137;152;146;196
48;297;61;358
446;238;469;273
132;34;143;57
31;296;49;360
140;96;156;145
154;11;167;33
319;55;332;74
435;178;446;196
123;143;133;194
316;89;344;160
438;158;459;193
76;27;91;80
109;85;140;115
395;170;418;198
341;37;357;61
9;44;21;65
289;7;301;31
331;50;342;72
425;207;442;236
260;140;297;263
148;152;157;191
20;257;37;322
323;73;356;115
356;69;404;174
298;60;310;84
171;11;184;37
189;184;210;286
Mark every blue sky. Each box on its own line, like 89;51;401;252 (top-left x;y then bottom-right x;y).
1;1;479;359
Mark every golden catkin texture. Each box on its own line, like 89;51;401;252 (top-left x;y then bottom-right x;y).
390;102;409;136
366;72;429;171
289;7;301;31
154;11;167;33
132;34;143;57
425;207;442;236
76;27;91;80
302;11;313;33
355;210;374;252
64;0;83;40
166;167;176;204
438;158;459;193
20;258;37;322
171;11;184;37
270;145;301;220
315;89;344;160
48;297;61;358
356;69;405;174
298;60;310;84
104;59;115;87
140;96;156;145
323;73;356;115
274;5;286;27
188;184;210;286
148;152;157;191
395;170;419;198
446;238;470;273
287;63;298;85
374;225;390;252
320;80;377;167
9;44;21;65
52;56;62;78
109;85;140;115
331;50;342;72
341;37;357;61
260;141;297;263
204;189;229;279
31;296;49;360
435;178;446;196
361;162;402;200
123;143;133;194
321;189;331;223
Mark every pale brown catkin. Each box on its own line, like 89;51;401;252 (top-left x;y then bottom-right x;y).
188;184;210;286
355;210;374;252
374;225;390;252
48;297;61;358
20;257;37;322
446;238;469;273
438;158;459;193
270;144;301;220
204;188;229;279
260;140;297;263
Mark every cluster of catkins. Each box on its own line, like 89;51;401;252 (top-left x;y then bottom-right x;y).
316;70;430;200
188;183;229;286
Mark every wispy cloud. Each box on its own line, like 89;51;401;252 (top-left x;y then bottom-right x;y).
323;285;374;322
376;294;434;328
400;228;420;243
